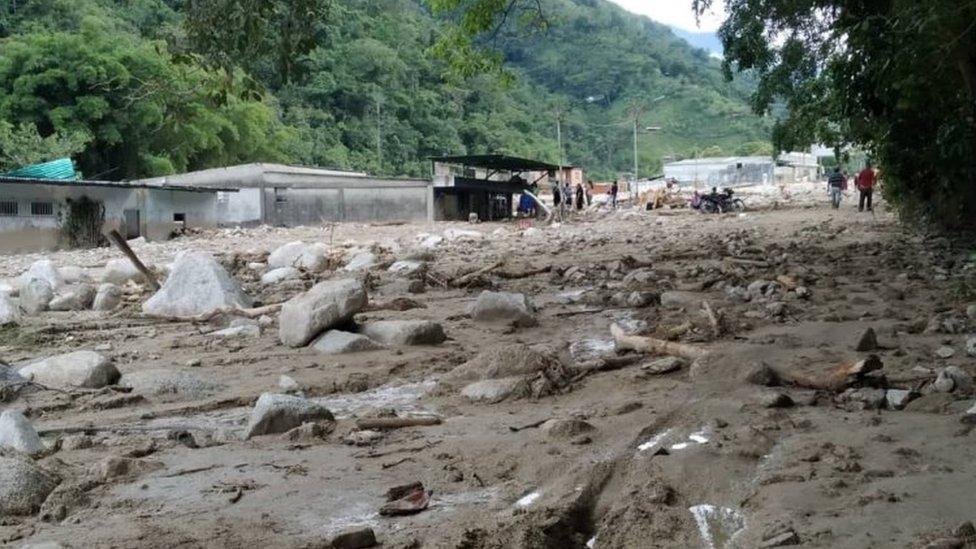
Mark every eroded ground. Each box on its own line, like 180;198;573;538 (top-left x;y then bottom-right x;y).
2;185;976;549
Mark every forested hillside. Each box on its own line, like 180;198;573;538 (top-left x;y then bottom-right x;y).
0;0;770;180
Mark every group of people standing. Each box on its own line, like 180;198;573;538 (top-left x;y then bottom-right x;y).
828;161;877;212
552;179;592;212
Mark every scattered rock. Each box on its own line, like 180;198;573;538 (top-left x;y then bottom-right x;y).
260;267;300;285
361;320;446;346
542;418;595;439
639;356;686;375
20;278;54;314
142;251;251;317
343;429;382;446
885;389;916;410
283;421;333;442
967;305;976;321
119;369;221;399
460;377;526;403
278;375;301;393
467;291;536;325
760;530;800;547
966;337;976;358
0;292;20;325
855;327;878;352
330;527;378;549
244;393;334;439
760;392;794;408
90;456;161;481
48;284;96;311
17;260;64;291
936;346;956;359
278;279;368;348
934;366;973;394
210;320;261;338
92;283;122;311
744;362;780;386
838;387;887;410
267;241;328;271
0;456;58;515
407;280;426;294
388;260;424;275
0;410;45;455
101;258;146;285
311;330;384;355
342;252;379;272
19;351;119;389
659;290;700;310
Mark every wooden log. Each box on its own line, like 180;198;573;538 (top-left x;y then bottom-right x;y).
451;261;504;287
141;303;282;323
107;229;160;291
610;323;709;360
355;416;442;430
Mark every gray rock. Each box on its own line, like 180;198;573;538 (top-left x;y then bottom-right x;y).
119;369;221;399
747;279;772;300
17;260;64;292
388;260;424;275
885;389;916;410
460;377;526;403
660;290;701;309
331;526;378;549
839;387;887;410
936;346;956;359
19;351;119;389
48;284;96;311
210;319;261;338
278;375;301;393
101;258;146;285
760;391;794;408
467;291;535;324
855;327;878;352
0;411;45;455
541;418;595;439
142;251;251;317
244;393;334;439
963;402;976;424
260;267;301;285
966;336;976;358
760;530;800;547
935;366;973;394
0;456;58;515
744;362;780;386
967;305;976;321
640;357;686;375
0;292;20;325
342;252;379;272
794;286;811;299
20;278;54;314
443;344;559;387
360;320;446;346
92;283;122;311
311;330;384;355
278;279;368;347
267;241;328;272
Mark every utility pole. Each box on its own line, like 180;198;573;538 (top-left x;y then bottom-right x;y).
633;117;639;182
375;97;383;168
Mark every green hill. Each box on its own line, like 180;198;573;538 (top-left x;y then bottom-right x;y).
0;0;770;180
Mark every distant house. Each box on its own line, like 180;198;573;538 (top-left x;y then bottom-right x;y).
0;175;225;254
430;155;562;221
663;152;820;187
132;163;433;227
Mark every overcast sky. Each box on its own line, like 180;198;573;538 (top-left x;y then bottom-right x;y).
608;0;727;32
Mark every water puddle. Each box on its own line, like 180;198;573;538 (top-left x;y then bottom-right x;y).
688;504;745;548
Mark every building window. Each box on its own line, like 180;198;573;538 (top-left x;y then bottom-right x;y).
173;213;186;222
31;202;54;216
0;201;17;216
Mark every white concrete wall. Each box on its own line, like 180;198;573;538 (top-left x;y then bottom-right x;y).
216;188;262;226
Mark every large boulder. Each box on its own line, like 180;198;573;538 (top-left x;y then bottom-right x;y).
0;292;20;325
0;456;59;515
19;351;119;389
312;330;384;355
261;267;300;285
48;284;96;311
0;411;45;455
17;260;64;292
278;279;367;348
119;369;222;400
460;377;527;403
443;344;559;387
101;258;146;285
341;252;379;272
92;283;122;311
20;279;54;315
243;393;334;439
467;291;536;325
268;241;329;272
142;251;251;317
360;320;446;346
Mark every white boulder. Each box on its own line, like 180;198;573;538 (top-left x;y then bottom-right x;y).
142;251;251;317
268;241;329;272
48;284;96;311
101;258;146;285
0;292;20;325
261;267;301;285
17;260;63;292
467;291;535;324
0;456;58;515
243;393;334;439
342;252;378;272
311;330;384;355
0;411;45;455
360;320;446;346
92;283;122;311
278;279;367;348
20;279;54;314
19;351;119;389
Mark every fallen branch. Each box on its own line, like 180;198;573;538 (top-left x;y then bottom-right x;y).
610;323;709;360
508;419;549;432
107;229;160;291
451;261;504;287
355;416;442;430
141;303;282;323
495;265;552;279
780;355;884;391
701;301;723;338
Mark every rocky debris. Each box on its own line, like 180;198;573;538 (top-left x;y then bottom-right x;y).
611;291;659;308
445;345;560;385
0;456;59;515
278;279;368;347
963;402;976;424
760;391;794;408
260;267;300;285
759;530;800;547
91;283;122;311
19;351;119;389
747;279;776;300
0;291;20;325
17;260;64;291
388;260;425;275
267;241;328;272
101;258;146;285
119;369;221;399
283;421;334;442
660;290;701;309
379;482;430;516
639;357;686;375
407;280;426;294
0;410;45;455
932;366;973;394
21;278;54;314
342;252;379;272
542;418;595;439
744;362;781;386
855;327;878;352
142;251;252;317
278;375;301;393
90;456;161;481
966;337;976;358
48;284;96;311
838;387;887;410
461;377;526;403
467;291;536;325
210;319;262;338
885;389;916;410
243;393;334;439
361;320;446;346
343;429;382;446
311;330;384;355
330;527;378;549
936;346;956;359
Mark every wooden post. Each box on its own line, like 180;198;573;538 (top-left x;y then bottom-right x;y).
107;229;160;291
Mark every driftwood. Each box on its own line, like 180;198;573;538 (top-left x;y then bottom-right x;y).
610;323;709;360
107;229;160;291
142;303;283;323
701;301;723;338
355;416;442;430
723;256;770;268
495;265;552;279
452;261;504;287
780;355;884;391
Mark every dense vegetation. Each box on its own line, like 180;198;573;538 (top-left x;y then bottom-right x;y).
0;0;771;181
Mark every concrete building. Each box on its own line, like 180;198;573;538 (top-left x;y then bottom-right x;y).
663;152;821;188
132;163;433;227
430;155;561;221
0;176;225;254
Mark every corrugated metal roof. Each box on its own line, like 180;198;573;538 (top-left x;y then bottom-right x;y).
2;158;79;180
0;176;236;193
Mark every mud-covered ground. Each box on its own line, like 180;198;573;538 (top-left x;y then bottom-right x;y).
3;184;976;549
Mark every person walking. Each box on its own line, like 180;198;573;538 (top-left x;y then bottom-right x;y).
827;167;845;209
575;182;585;210
585;180;594;206
610;180;619;209
855;161;876;212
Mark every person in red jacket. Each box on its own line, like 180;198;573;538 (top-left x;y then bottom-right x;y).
856;161;876;212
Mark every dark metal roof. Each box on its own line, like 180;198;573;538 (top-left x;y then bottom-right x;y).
0;176;236;193
430;154;561;172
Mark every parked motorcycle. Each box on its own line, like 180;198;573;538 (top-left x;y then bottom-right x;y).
693;188;745;213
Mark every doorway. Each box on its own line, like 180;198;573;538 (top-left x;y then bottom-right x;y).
123;209;140;239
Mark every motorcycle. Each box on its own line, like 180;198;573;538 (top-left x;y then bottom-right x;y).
693;188;745;213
